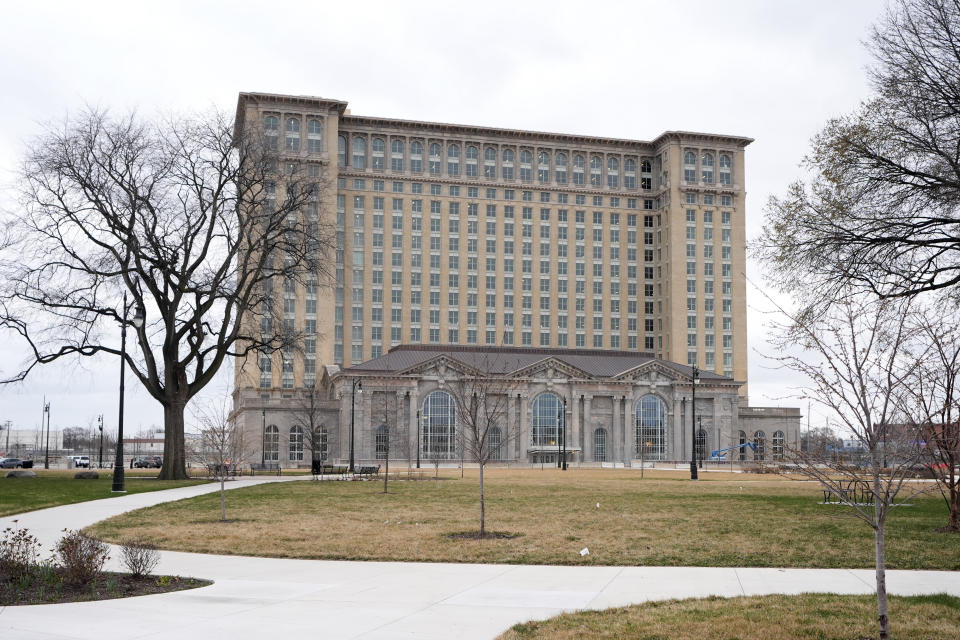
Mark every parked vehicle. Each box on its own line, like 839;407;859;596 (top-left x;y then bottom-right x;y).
0;458;25;468
133;456;162;468
68;455;90;468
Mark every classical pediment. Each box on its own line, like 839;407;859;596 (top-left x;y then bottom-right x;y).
510;357;592;381
396;354;482;380
612;360;686;384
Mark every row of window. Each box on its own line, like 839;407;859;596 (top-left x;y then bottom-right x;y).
337;133;674;190
683;151;734;185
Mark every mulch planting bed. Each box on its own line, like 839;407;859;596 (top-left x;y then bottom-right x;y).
1;572;211;605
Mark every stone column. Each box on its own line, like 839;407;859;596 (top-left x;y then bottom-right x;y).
621;396;630;467
612;395;621;465
519;393;529;462
408;388;419;467
583;395;593;461
673;394;685;462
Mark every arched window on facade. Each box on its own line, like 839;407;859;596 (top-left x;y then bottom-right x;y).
285;117;300;151
607;157;619;188
371;137;385;170
537;151;550;183
590;156;602;186
519;149;533;181
555;152;568;184
263;115;279;150
719;153;732;185
466;145;479;177
594;428;608;462
754;430;766;461
696;428;708;462
409;141;423;173
428;143;442;175
487;426;502;461
264;424;279;462
337;135;346;167
701;151;714;183
772;430;785;461
289;425;304;462
624;158;636;189
447;143;460;176
502;149;515;180
484;147;497;179
635;395;667;460
376;425;389;460
572;154;585;185
422;390;457;460
307;119;323;153
352;137;366;169
738;430;747;461
390;139;404;172
532;392;562;446
683;151;697;182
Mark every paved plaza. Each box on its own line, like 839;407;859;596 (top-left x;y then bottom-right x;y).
1;477;958;639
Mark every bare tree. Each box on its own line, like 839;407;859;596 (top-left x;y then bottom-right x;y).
290;383;328;477
370;388;404;494
758;0;960;308
769;290;928;640
447;364;516;539
905;305;960;531
193;394;252;522
0;109;334;479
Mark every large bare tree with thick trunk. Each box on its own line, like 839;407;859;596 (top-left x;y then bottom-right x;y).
769;290;928;640
0;109;333;479
758;0;960;309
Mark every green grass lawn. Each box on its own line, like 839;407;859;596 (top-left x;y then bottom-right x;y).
497;593;960;640
87;468;959;569
1;469;206;516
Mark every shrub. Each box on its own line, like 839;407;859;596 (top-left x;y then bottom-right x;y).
54;530;109;586
120;537;160;578
0;520;41;581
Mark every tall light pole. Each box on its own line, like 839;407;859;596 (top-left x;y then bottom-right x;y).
416;409;421;469
261;408;266;466
349;378;362;472
690;365;700;481
112;292;145;493
43;401;51;469
97;414;104;468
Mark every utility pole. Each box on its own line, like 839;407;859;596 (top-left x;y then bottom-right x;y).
44;400;51;469
97;414;104;468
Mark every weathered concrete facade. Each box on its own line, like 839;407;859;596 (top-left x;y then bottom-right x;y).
233;345;799;468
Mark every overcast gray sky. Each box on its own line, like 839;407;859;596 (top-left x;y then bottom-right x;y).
0;0;885;438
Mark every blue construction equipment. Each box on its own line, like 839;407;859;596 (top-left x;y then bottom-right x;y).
709;441;756;461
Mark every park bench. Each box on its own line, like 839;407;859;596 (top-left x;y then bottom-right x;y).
312;462;348;475
822;479;872;504
206;463;239;478
356;465;380;478
250;462;281;476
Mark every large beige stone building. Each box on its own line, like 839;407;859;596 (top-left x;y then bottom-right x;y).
230;92;796;467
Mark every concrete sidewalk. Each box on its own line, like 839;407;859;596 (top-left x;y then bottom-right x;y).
1;478;958;639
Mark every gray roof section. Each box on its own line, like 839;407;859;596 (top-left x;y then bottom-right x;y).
342;345;732;381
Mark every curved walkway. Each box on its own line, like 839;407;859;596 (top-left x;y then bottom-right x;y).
2;478;958;640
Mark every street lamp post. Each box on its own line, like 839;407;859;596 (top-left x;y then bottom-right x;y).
97;414;104;468
112;292;145;493
43;401;50;469
690;365;700;481
416;409;421;469
261;409;266;466
349;379;362;472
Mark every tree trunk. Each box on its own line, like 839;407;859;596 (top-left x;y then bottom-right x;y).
875;523;890;640
158;400;189;479
220;476;226;521
479;462;485;539
950;478;960;531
